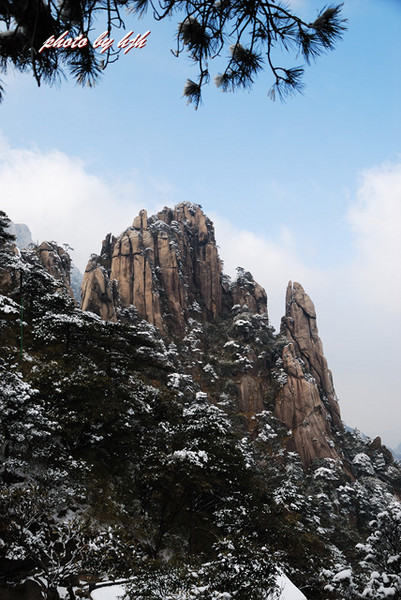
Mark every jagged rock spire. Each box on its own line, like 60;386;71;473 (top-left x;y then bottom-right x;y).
276;281;343;467
81;203;267;336
281;281;341;428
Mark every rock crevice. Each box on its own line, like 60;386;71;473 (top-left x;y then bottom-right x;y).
81;203;268;335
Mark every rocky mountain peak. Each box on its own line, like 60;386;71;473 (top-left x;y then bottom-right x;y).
281;281;342;428
81;202;267;336
79;208;350;468
230;268;267;316
7;220;82;302
37;241;75;300
275;281;343;467
77;206;373;471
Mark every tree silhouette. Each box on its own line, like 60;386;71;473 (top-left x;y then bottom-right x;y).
0;1;346;106
0;211;15;248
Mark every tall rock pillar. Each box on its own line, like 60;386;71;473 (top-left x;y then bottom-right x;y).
275;281;343;467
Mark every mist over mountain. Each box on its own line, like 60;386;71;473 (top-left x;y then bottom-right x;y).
8;221;33;249
393;442;401;461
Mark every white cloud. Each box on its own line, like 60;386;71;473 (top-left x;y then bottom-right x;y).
0;135;164;272
347;161;401;313
333;162;401;446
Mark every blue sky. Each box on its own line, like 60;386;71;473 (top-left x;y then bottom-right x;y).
1;0;400;446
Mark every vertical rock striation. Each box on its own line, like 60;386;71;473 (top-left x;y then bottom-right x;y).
281;281;341;428
81;203;267;335
276;282;343;467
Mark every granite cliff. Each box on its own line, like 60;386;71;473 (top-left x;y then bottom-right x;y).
80;203;343;468
37;241;75;300
281;281;342;428
277;282;343;466
0;237;75;302
81;203;267;334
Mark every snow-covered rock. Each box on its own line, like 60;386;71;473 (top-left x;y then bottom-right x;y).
271;573;308;600
91;584;126;599
89;574;308;600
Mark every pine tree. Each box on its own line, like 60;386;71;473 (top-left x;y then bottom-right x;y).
0;2;346;106
0;211;15;249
